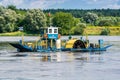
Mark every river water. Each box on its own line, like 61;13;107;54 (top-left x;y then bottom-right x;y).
0;36;120;80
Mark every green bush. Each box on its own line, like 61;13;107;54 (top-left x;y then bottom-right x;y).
100;28;110;35
98;19;113;26
74;23;86;35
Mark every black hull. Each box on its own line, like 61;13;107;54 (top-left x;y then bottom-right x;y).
9;43;33;52
9;43;112;52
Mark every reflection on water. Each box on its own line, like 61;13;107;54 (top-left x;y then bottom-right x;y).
0;50;104;63
0;41;120;80
74;52;104;63
0;43;102;63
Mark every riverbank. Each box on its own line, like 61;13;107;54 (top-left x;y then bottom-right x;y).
0;27;120;36
0;31;38;36
84;26;120;35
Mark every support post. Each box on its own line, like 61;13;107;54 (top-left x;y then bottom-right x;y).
51;39;53;48
22;33;24;45
46;38;48;49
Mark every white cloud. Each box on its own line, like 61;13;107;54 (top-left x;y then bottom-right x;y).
0;0;24;6
30;0;68;9
84;0;119;4
91;0;98;2
0;0;68;9
103;4;120;9
0;0;120;9
83;0;120;9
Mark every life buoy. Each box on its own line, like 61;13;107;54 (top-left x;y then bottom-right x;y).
44;33;48;38
58;34;61;39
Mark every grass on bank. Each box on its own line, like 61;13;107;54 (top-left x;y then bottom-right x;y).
0;27;120;36
84;26;120;35
0;31;39;36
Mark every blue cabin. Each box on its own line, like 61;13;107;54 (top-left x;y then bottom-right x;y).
47;27;58;39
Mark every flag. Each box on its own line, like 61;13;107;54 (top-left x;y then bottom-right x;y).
48;12;51;17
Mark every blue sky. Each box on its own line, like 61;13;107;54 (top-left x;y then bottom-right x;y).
0;0;120;9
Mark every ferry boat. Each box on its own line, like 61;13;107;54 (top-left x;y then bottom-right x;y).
9;26;112;52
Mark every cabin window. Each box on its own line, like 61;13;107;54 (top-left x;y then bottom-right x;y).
49;29;52;33
54;29;57;33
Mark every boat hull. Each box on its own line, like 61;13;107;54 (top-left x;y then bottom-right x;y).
9;43;33;52
9;43;112;52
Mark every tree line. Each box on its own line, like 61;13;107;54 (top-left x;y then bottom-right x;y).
44;9;120;27
44;9;120;17
0;5;120;35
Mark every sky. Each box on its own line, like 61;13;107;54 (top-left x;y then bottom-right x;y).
0;0;120;9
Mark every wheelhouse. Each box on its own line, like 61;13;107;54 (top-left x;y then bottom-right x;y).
47;27;58;39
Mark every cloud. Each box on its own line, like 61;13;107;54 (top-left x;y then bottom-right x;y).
103;4;120;9
83;0;119;5
29;0;68;9
83;0;120;9
0;0;68;9
0;0;120;9
0;0;24;6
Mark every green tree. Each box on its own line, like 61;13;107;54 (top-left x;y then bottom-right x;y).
3;9;18;32
74;23;86;35
0;7;19;33
83;12;98;25
52;12;75;35
7;5;17;11
24;9;46;32
0;16;5;32
100;28;110;35
73;18;80;26
16;14;25;29
98;19;113;26
44;9;120;18
0;6;5;13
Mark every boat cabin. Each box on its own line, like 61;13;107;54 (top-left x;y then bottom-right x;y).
47;27;58;39
40;26;59;39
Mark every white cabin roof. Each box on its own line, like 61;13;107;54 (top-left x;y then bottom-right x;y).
47;27;58;34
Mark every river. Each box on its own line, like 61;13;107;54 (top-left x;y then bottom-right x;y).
0;36;120;80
